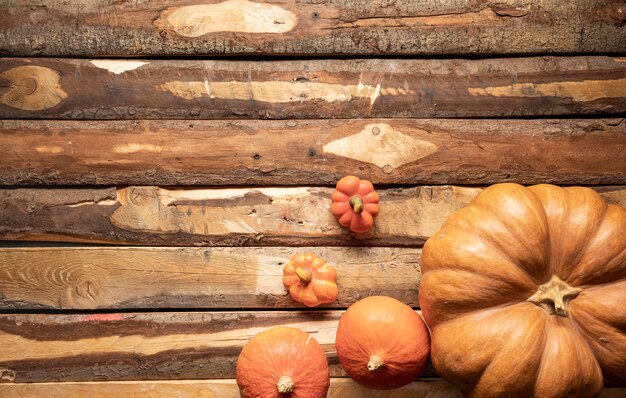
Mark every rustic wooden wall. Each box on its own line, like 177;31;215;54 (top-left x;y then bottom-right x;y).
0;0;625;396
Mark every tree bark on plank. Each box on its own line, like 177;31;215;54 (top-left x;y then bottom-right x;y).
1;118;625;186
0;185;624;247
1;0;624;56
1;57;625;119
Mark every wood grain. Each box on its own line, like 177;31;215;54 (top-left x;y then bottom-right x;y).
1;379;624;397
1;0;624;56
2;185;625;247
2;380;625;398
0;311;438;382
0;246;421;310
1;118;625;186
1;57;625;119
0;379;464;397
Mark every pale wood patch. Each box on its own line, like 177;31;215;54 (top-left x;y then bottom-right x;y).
0;65;67;111
89;60;150;74
468;78;626;102
323;123;438;169
157;80;410;104
160;0;297;37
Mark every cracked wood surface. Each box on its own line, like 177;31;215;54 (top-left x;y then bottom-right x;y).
1;185;625;247
1;118;625;186
0;246;421;310
0;310;440;382
1;57;626;119
0;0;625;56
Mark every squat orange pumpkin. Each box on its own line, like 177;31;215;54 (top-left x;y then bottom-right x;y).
419;183;626;398
283;253;338;307
331;175;380;233
236;326;330;398
335;296;431;390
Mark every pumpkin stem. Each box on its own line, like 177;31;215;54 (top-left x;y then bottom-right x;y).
349;196;364;215
527;275;582;317
295;267;312;284
367;355;384;372
277;376;295;394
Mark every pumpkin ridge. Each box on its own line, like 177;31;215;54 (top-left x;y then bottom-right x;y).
561;188;609;281
434;301;525;328
420;266;536;320
427;205;547;287
464;203;550;284
432;303;547;395
532;316;603;397
566;308;606;359
423;228;539;288
565;204;625;286
567;283;626;386
580;276;626;291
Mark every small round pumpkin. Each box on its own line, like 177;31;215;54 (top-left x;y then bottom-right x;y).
335;296;431;390
283;253;339;307
236;326;330;398
419;183;626;398
331;175;380;233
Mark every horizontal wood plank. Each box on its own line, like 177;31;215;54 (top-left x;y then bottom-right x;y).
1;1;625;56
2;118;625;186
0;246;421;310
0;310;439;382
0;379;465;397
2;186;625;247
0;379;459;397
1;57;626;119
1;313;625;392
0;380;624;398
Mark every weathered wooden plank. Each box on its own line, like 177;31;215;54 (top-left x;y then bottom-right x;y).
1;57;625;119
0;246;421;310
1;0;624;56
0;379;464;397
0;311;438;382
2;186;625;247
2;118;625;186
1;380;624;398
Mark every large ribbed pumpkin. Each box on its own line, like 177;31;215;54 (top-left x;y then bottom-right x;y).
335;296;431;389
236;326;330;398
419;183;626;398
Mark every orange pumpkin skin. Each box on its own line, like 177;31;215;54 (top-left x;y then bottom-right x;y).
419;183;626;398
236;326;330;398
335;296;431;390
331;175;380;233
283;253;339;307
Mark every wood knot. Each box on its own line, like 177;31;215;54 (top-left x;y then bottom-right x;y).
17;78;38;95
0;65;67;111
72;275;101;305
0;367;16;382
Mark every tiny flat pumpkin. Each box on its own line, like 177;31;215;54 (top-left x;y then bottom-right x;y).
331;175;379;233
236;326;330;398
283;253;338;307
